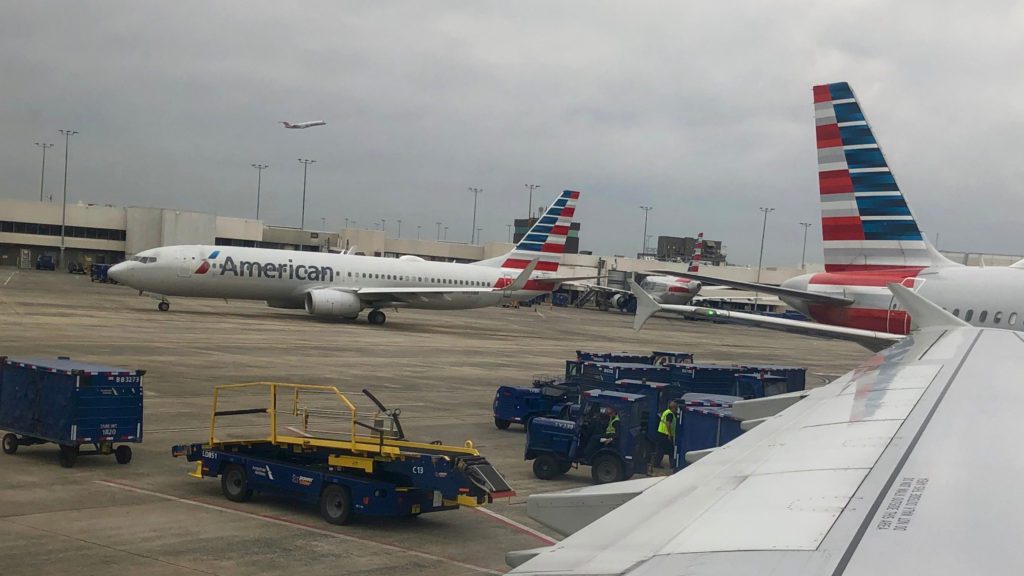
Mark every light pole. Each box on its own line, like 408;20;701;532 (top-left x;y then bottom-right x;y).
344;218;349;228
799;222;812;269
297;159;316;229
755;207;776;311
436;221;442;240
251;163;268;220
321;217;326;230
381;219;386;235
506;223;513;243
416;225;421;240
58;129;78;268
525;184;540;219
477;227;483;244
35;143;53;202
469;187;483;243
397;219;402;238
444;226;448;241
639;206;653;256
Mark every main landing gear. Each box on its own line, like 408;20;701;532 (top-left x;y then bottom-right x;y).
367;309;387;325
158;300;170;312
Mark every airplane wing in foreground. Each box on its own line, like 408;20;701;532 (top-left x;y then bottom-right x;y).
511;286;1022;575
631;280;900;351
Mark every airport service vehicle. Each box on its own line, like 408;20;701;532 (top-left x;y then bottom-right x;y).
640;82;1024;350
526;389;647;484
493;380;580;430
172;383;513;525
279;120;327;129
108;190;587;325
672;393;744;471
34;255;55;271
510;285;1022;576
0;356;143;467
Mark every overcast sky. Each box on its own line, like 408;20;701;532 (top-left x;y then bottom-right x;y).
2;1;1022;265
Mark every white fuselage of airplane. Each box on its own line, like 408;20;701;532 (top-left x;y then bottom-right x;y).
780;265;1024;334
640;275;701;306
109;245;559;314
281;120;326;129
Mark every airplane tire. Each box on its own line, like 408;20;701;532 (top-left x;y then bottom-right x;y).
368;310;386;325
158;301;170;312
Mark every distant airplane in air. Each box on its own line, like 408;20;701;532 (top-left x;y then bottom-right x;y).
279;120;326;129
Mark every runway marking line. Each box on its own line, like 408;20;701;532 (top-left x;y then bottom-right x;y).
3;272;15;286
470;506;558;545
94;480;504;575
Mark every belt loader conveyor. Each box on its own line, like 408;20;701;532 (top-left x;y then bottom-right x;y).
172;382;514;525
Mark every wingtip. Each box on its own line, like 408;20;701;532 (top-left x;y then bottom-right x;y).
887;282;970;330
629;279;660;331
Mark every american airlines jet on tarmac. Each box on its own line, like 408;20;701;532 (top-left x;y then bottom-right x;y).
638;82;1024;349
108;190;584;325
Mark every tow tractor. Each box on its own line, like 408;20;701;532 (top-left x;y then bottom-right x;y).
525;389;646;484
172;383;514;525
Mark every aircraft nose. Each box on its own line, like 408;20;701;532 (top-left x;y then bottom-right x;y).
108;262;129;283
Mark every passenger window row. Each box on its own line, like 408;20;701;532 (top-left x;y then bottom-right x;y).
951;308;1018;326
343;271;490;287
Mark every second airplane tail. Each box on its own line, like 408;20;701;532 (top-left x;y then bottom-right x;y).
814;82;957;272
474;190;580;273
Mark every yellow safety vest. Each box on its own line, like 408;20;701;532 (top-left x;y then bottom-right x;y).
605;415;619;436
657;409;676;438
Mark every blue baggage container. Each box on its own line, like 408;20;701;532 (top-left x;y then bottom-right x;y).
650;351;694;365
734;373;790;398
579;362;671;386
676;394;743;470
0;356;144;467
749;365;806;392
575;351;656;364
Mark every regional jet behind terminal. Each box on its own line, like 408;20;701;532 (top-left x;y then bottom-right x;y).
108;190;584;325
279;120;326;129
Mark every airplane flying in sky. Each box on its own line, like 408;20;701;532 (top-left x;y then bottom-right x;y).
638;82;1024;349
510;285;1024;575
279;120;326;129
108;190;584;325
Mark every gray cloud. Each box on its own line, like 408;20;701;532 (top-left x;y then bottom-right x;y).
2;1;1022;264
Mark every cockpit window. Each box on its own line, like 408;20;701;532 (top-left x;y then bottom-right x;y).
133;256;157;263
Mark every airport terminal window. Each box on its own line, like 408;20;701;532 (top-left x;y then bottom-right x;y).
0;220;125;241
994;311;1003;324
979;310;988;323
1011;312;1018;326
965;309;974;322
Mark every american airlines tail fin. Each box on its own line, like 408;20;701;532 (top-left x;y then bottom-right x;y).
687;232;703;273
279;121;293;128
473;190;580;273
814;82;957;272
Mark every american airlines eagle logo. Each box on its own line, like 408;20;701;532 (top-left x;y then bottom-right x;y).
194;250;220;275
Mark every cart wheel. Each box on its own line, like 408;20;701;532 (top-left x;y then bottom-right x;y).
58;445;79;468
590;454;625;484
559;460;572;474
114;445;133;465
2;433;17;455
532;454;560;480
494;417;511;430
221;465;253;502
320;484;353;525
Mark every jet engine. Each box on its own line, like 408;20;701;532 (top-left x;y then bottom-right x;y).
304;289;362;318
610;294;629;309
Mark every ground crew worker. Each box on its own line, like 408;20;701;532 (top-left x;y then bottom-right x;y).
653;401;679;469
585;407;619;457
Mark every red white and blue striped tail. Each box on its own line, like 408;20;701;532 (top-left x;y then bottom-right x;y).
475;190;580;272
687;232;703;273
814;82;955;273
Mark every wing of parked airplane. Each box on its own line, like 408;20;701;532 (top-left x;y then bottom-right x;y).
631;280;901;351
652;270;855;306
511;285;1024;575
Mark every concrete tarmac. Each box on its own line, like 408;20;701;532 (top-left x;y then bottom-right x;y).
0;269;868;575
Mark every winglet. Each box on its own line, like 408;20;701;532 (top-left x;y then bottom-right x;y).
507;259;540;291
629;279;661;331
887;283;969;330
